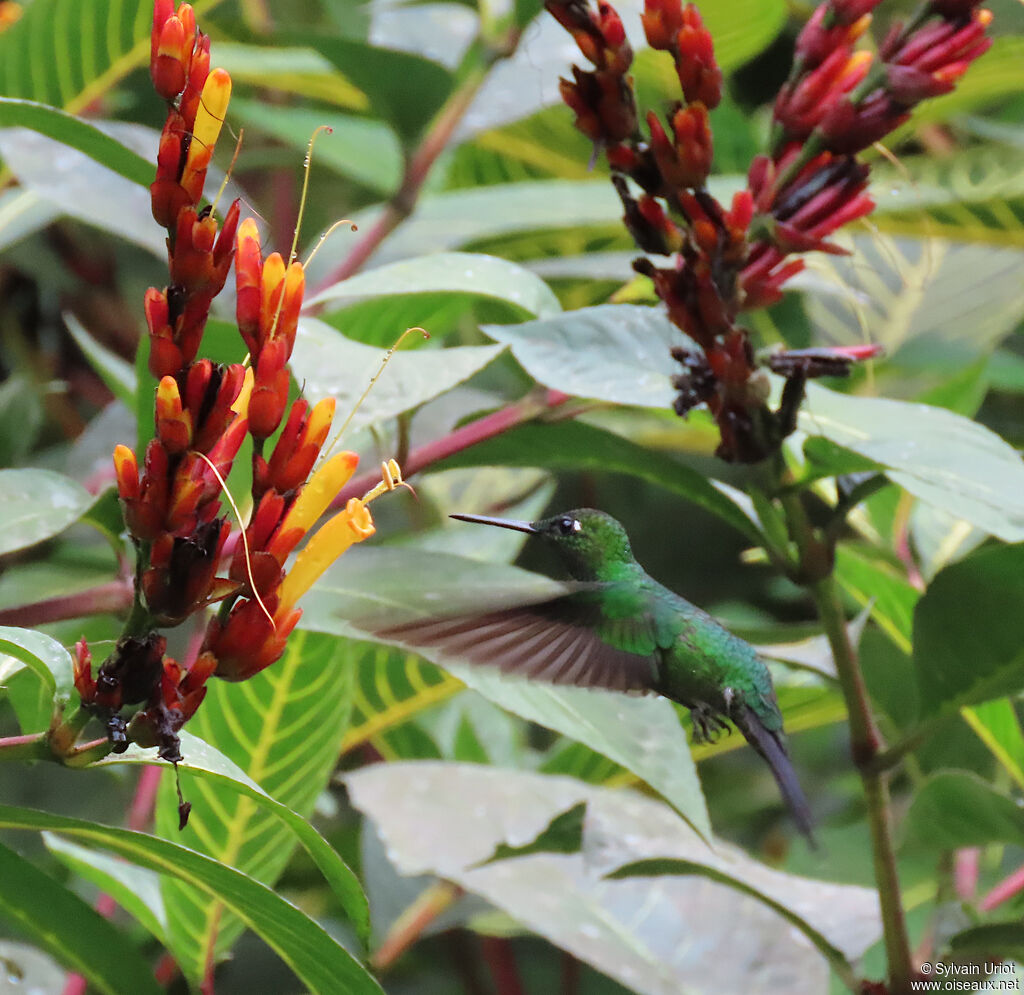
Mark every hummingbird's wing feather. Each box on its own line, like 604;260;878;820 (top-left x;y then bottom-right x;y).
374;594;661;694
733;704;816;845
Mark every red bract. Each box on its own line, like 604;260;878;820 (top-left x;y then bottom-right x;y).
550;0;989;461
79;1;387;774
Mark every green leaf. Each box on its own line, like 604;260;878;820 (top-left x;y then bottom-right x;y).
63;311;136;407
100;729;369;950
434;419;762;544
309;251;562;319
801;437;883;480
606;858;856;986
448;665;712;841
148;631;365;975
961;698;1024;791
291;317;503;435
212;43;367;108
0;0;225;113
913;544;1024;716
904;771;1024;849
948;924;1024;962
482;304;683;407
0;838;162;995
0;940;65;992
348;763;880;995
0;626;73;706
44;833;167;943
0;468;93;556
799;384;1024;543
802;236;1024;365
465;0;784;136
342;641;463;757
229;99;402;194
834;546;919;655
477;802;586;866
290;34;453;144
0;188;61;254
0;122;165;256
0;98;151;187
0;804;383;995
305;176;740;278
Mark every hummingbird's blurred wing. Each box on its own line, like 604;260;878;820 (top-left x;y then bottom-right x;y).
372;592;661;694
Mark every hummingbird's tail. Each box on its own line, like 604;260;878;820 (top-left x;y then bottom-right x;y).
735;706;816;847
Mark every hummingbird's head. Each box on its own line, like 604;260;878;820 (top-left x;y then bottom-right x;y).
450;508;633;580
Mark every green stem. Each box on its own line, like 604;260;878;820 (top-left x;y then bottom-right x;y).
813;573;914;995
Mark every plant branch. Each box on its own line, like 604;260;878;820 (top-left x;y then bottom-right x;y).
333;389;570;509
813;572;914;995
0;733;48;762
980;863;1024;912
371;881;464;971
0;580;133;628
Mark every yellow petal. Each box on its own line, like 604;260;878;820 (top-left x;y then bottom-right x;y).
232;366;254;417
279;451;359;537
278;499;374;612
189;68;232;166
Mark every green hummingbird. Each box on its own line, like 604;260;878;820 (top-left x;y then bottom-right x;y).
376;508;813;842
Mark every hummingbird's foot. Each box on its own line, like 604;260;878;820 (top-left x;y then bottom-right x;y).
690;705;730;744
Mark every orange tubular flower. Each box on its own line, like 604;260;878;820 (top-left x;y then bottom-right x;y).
235;222;308;440
256;397;337;498
114;441;170;542
204;593;302;682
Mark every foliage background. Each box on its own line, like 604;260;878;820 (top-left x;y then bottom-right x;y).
1;0;1023;992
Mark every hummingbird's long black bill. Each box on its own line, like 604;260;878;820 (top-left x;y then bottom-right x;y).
449;513;539;534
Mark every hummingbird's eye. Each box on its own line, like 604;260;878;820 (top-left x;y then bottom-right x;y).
557;516;581;535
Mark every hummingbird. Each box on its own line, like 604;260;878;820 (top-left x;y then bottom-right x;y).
374;508;814;842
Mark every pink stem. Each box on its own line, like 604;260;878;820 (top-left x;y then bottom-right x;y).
980;864;1024;912
311;60;501;295
332;389;570;509
0;581;133;627
954;847;980;900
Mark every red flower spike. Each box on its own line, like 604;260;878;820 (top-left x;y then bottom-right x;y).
248;341;291;441
205;595;302;682
115;441;170;541
795;3;877;69
235;217;263;355
178;28;210;126
143;518;230;624
230;491;290;595
263;397;337;496
817;92;909;154
187;361;245;454
74;638;96;705
151;0;175;65
546;0;632;74
775;48;872;141
151;13;188;101
641;0;684;51
155;375;193;454
675;4;722;109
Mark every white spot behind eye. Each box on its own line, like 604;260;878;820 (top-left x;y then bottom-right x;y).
572;519;581;532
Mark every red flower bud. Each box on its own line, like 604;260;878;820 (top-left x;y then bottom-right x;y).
675;4;721;109
641;0;684;50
